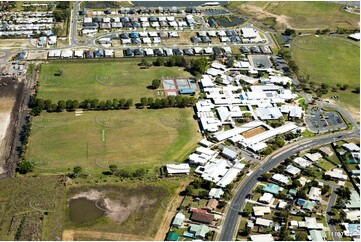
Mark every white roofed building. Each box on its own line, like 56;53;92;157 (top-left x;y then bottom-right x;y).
166;164;190;174
271;173;290;184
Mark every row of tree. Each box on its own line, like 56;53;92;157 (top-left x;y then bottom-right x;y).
140;57;209;79
139;96;197;109
31;98;134;116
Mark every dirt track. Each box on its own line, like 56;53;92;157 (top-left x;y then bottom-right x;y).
62;230;155;241
154;179;191;240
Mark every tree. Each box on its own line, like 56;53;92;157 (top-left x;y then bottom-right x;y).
292;180;301;188
339;210;347;221
337;187;351;200
151;79;161;89
284;28;296;36
133;168;146;177
227;55;235;68
124;99;133;109
73;166;82;177
17;161;34;174
140;97;148;108
340;84;349;91
57;100;66;111
274;136;285;148
352;87;360;94
185;184;194;196
261;173;271;181
190;58;208;77
295;231;308;241
114;169;130;178
44;99;52;110
153;57;165;66
321;184;331;195
109;165;118;174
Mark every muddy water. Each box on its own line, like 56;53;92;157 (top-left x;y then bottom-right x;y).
69;197;105;223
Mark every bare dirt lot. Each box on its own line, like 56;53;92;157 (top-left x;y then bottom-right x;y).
0;77;25;176
0;39;36;49
242;126;267;138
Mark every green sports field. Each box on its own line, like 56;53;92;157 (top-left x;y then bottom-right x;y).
38;59;191;102
291;34;360;110
27;108;201;174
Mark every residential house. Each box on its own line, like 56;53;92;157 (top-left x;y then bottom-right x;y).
204;199;218;212
172;212;185;228
308;187;322;202
189;224;209;239
255;218;273;227
262;183;281;195
285;165;301;177
319;146;334;157
305;153;322;162
259;192;273;204
253;206;271;216
209;188;224;199
271;173;290;184
190;209;214;224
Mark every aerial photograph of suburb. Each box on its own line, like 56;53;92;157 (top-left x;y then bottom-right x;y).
0;0;359;241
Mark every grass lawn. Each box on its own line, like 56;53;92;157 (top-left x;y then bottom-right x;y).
0;176;66;240
291;35;360;110
37;59;191;102
27;108;201;174
317;159;335;171
301;129;315;138
227;2;359;30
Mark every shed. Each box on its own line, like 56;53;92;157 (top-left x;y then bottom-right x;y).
179;88;195;95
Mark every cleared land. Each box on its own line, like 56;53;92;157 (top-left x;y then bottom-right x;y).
65;180;182;239
37;59;191;102
227;1;360;30
291;35;360;112
0;176;66;241
27;108;200;174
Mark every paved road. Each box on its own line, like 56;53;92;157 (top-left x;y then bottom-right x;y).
324;182;341;241
219;130;359;241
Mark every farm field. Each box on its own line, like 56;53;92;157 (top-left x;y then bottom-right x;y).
27;108;201;174
291;35;360;111
227;1;359;30
37;59;191;102
0;176;66;241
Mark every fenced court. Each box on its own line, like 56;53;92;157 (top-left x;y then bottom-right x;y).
162;77;197;96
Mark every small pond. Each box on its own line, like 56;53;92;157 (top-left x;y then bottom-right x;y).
217;16;244;27
69;197;105;224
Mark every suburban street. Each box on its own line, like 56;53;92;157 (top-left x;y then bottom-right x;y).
219;129;359;241
324;182;341;241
